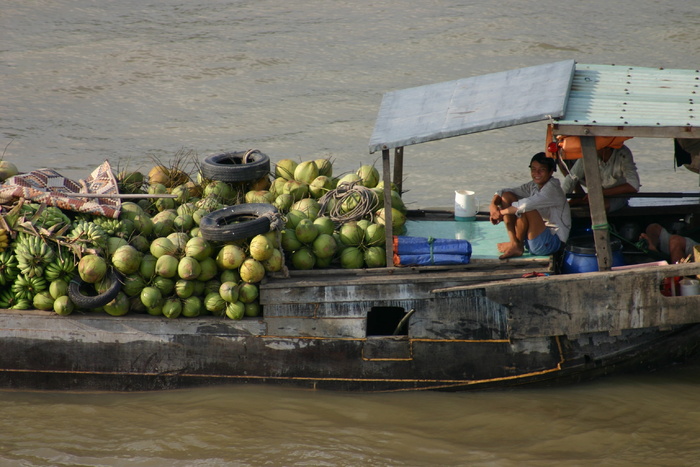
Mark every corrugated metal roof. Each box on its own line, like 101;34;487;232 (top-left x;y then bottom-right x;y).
553;64;699;138
369;61;699;153
368;60;575;153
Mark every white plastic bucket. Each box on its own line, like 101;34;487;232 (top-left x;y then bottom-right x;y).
680;279;700;296
455;190;478;221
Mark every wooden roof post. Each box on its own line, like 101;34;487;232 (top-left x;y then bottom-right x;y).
580;135;613;271
382;149;394;267
393;147;404;196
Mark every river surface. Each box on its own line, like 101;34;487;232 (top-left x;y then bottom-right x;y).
2;1;700;465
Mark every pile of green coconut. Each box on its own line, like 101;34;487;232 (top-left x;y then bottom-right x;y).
0;153;407;319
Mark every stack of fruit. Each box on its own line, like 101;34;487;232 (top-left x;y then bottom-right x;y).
0;154;407;318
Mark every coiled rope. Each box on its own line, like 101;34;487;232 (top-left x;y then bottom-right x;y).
318;181;379;224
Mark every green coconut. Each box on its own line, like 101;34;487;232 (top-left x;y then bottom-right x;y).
244;301;261;317
220;268;241;284
152;276;175;296
336;173;362;187
284;180;309;202
53;295;74;316
238;282;259;303
216;244;246;270
340;246;365;269
245;190;275;204
33;291;54;311
364;223;386;246
0;160;17;182
364;246;387;268
312;234;338;259
122;273;147;297
155;254;179;278
150;237;177;258
177;256;202;281
49;279;69;300
338;222;364;246
185;236;212;261
203;180;235;202
139;254;158;279
309;175;332;199
219;281;240;303
375;207;407;230
175;279;195;299
198;257;219;282
132;214;154;238
112;245;142;275
313;216;335;236
249;234;274;261
181;296;202;318
78;255;107;284
285;210;307;230
315;255;333;268
239;258;266;283
293;160;319;184
314;158;333;177
140;286;163;309
281;229;303;252
225;301;246;320
273;193;294;212
262;248;285;273
357;164;380;188
291;247;316;270
161;297;182;319
291;198;320;219
204;292;226;316
129;234;150;253
104;292;130;317
295;218;319;244
106;236;128;256
275;159;298;181
173;214;194;232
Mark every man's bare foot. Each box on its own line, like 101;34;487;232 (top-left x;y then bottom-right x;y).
497;241;510;253
498;243;524;259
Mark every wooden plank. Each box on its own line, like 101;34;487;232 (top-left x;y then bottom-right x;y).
580;135;613;271
433;262;700;338
264;317;366;338
260;267;550;304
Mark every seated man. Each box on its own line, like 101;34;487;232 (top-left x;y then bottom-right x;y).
640;223;698;264
562;144;640;212
489;152;571;259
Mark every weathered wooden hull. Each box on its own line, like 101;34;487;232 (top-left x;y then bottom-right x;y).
2;260;700;392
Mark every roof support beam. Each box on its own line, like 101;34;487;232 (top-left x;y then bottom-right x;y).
382;149;394;268
580;136;613;271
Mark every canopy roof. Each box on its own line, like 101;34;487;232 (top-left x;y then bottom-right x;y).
369;60;699;153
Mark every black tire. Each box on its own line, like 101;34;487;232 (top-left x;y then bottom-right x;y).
199;203;278;242
200;150;271;182
68;268;123;309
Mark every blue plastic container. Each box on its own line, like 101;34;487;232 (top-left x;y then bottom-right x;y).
562;237;625;274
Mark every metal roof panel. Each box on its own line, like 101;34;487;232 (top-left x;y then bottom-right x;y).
369;60;575;153
553;64;699;137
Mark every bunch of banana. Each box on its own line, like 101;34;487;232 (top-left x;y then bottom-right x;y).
0;229;9;252
19;204;71;230
67;220;108;250
44;252;77;283
14;233;56;278
0;289;17;309
0;249;19;286
11;274;48;302
92;217;126;237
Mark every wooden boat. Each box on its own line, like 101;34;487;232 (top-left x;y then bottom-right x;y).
2;60;700;392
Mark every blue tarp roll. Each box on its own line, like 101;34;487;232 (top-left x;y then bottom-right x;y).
393;236;471;266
